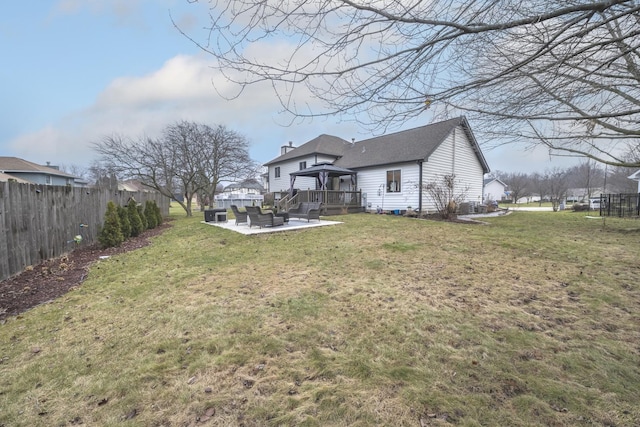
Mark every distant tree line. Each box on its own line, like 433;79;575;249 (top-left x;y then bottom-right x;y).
489;160;639;211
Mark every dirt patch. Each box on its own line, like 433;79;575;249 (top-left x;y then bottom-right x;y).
0;221;172;321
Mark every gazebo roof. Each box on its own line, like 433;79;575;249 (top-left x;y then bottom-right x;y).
290;162;356;177
289;162;357;191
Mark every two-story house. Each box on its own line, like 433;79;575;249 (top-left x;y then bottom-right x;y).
264;117;490;213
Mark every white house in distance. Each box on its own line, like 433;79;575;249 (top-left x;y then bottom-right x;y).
264;116;490;213
214;178;265;209
628;170;640;192
483;177;508;202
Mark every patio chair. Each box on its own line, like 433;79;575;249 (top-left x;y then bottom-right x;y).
230;205;248;225
287;202;322;222
245;206;285;228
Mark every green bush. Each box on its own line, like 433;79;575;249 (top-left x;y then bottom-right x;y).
153;200;163;226
98;201;124;248
137;204;148;230
117;204;131;239
144;200;158;229
127;199;144;237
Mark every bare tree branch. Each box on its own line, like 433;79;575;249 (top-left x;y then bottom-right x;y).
180;0;640;167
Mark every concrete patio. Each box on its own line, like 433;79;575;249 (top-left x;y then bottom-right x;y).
201;218;342;235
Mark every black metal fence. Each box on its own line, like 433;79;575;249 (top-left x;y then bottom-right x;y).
600;193;640;218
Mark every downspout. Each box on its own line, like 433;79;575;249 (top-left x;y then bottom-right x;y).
452;127;456;197
452;127;456;173
418;160;423;213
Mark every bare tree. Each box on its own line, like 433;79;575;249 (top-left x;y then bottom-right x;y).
181;0;640;167
566;160;605;200
605;148;640;193
530;168;570;211
546;168;570;211
93;122;255;216
497;172;530;204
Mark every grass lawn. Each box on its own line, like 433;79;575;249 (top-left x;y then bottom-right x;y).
1;211;639;426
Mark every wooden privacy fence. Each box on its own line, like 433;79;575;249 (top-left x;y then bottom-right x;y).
0;181;170;282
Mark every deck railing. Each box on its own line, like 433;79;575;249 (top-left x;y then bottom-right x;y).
274;190;362;212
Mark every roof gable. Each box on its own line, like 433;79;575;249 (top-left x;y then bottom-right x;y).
484;178;507;187
628;170;640;181
264;134;351;165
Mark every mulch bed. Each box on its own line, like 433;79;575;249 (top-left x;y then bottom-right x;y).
0;221;172;321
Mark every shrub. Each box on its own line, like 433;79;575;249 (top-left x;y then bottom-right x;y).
137;204;148;230
117;205;131;239
98;201;124;248
127;199;144;237
153;201;163;225
144;200;158;229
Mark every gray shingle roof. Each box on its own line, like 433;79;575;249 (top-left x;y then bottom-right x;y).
335;117;488;172
263;117;489;173
263;134;352;166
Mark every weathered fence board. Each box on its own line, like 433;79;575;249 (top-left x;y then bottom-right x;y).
0;181;170;282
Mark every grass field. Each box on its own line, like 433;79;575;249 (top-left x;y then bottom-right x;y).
1;210;639;426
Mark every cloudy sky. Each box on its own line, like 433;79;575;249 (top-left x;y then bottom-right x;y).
1;1;579;174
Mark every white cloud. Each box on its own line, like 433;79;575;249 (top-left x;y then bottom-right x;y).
7;52;343;167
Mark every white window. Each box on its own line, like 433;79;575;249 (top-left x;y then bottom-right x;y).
386;169;401;192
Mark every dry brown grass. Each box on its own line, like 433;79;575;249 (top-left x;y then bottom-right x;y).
0;211;639;426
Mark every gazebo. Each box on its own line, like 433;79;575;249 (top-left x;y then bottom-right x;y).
278;162;362;214
289;162;357;193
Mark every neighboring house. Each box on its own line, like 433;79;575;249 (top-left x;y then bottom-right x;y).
118;179;156;192
628;170;640;192
215;179;265;208
483;178;508;202
565;187;605;203
0;157;83;186
265;116;490;212
0;171;32;184
222;178;265;195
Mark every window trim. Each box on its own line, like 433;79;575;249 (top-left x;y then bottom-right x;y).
275;167;281;178
299;161;307;170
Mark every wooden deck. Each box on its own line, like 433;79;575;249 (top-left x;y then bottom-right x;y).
274;190;364;215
